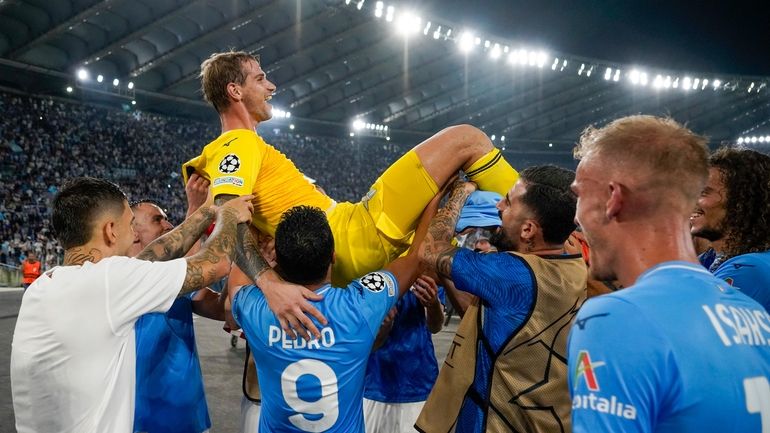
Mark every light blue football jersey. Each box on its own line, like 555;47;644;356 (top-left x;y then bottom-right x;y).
713;251;770;312
568;261;770;433
232;271;399;433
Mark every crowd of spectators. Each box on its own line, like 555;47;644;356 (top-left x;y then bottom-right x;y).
0;92;415;268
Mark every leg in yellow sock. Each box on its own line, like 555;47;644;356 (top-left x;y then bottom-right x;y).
465;148;519;195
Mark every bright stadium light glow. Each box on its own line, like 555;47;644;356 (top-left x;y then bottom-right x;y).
673;77;680;88
489;43;501;60
682;76;692;90
131;100;136;105
613;69;620;81
737;137;744;144
66;86;73;93
629;69;640;85
713;79;721;89
385;5;394;22
653;74;663;88
374;0;383;17
423;21;431;35
395;12;421;36
501;135;505;142
352;119;365;130
604;67;612;80
664;75;672;88
751;136;758;143
96;74;104;83
693;78;700;89
528;51;537;66
484;40;491;48
458;32;474;53
289;124;295;130
639;72;648;86
356;0;364;10
536;51;547;68
350;132;355;137
77;68;89;81
474;37;481;45
702;79;709;90
552;58;559;70
113;78;120;86
127;81;134;89
375;8;382;18
760;136;767;143
491;134;496;141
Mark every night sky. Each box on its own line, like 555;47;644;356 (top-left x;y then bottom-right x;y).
412;0;770;76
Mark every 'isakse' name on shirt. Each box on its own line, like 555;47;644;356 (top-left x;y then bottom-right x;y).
702;303;770;347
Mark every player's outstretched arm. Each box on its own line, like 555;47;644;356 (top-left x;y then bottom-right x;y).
214;194;327;340
419;180;477;280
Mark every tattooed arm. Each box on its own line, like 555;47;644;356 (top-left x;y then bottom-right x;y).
214;194;327;340
419;180;477;280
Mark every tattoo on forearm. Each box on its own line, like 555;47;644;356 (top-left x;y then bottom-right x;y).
180;206;241;294
63;247;103;266
422;185;471;279
214;195;270;284
137;206;216;261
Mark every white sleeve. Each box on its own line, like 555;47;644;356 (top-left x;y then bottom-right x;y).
103;256;188;335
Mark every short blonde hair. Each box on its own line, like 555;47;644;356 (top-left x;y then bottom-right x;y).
575;115;709;199
200;51;260;113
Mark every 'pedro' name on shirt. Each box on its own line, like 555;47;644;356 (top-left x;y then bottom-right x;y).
268;325;336;349
702;303;770;347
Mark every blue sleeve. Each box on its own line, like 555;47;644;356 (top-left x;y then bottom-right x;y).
350;271;399;338
231;285;261;329
568;295;680;433
451;249;533;305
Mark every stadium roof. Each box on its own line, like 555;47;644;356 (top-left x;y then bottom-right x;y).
1;0;768;147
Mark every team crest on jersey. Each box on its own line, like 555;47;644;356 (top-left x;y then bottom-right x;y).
219;154;241;174
573;350;605;391
360;272;395;297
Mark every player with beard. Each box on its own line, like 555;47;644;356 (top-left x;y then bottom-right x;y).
690;147;770;311
183;51;519;340
416;167;587;433
567;115;770;433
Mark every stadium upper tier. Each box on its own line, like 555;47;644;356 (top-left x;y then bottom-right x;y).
0;0;768;147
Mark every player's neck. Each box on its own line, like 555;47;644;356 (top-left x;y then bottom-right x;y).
305;281;331;292
63;243;108;266
709;238;726;255
614;222;699;288
220;106;257;133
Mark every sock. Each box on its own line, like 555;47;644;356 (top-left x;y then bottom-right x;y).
465;148;519;196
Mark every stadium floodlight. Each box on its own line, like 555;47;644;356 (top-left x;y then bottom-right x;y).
760;136;766;143
356;0;364;10
672;77;679;88
286;111;291;118
386;136;390;141
586;66;593;77
639;72;648;86
127;81;134;89
702;79;709;90
423;21;431;35
113;78;120;87
345;0;351;4
578;63;586;76
613;69;620;81
751;136;758;143
604;67;612;80
664;75;672;88
385;5;394;22
536;51;548;68
693;78;700;90
474;37;481;45
501;135;505;142
489;43;501;60
682;76;692;90
66;86;73;93
713;79;721;89
548;143;553;148
131;100;136;105
395;12;421;36
737;137;744;144
552;58;559;70
352;119;365;130
458;31;474;53
629;69;640;85
375;8;382;17
77;68;89;81
96;74;104;83
289;124;295;130
653;74;663;88
491;135;496;141
528;51;537;66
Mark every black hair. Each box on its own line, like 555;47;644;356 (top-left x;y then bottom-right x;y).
274;206;334;285
519;165;577;245
710;147;770;257
52;177;127;249
129;198;162;209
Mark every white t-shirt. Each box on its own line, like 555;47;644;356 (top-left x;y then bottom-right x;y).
11;256;187;433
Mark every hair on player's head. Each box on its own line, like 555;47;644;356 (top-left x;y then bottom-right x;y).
52;177;127;249
274;206;334;285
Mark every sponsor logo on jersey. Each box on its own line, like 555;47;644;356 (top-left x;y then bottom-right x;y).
213;176;244;187
575;312;610;330
573;350;605;391
572;393;637;420
724;277;734;286
360;272;396;297
219;154;241;173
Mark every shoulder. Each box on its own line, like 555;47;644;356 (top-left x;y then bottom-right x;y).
351;271;398;297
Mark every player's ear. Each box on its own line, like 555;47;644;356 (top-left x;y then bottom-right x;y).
226;82;241;102
606;181;624;220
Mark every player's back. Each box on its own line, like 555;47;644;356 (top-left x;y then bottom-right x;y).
572;262;770;433
232;272;398;433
